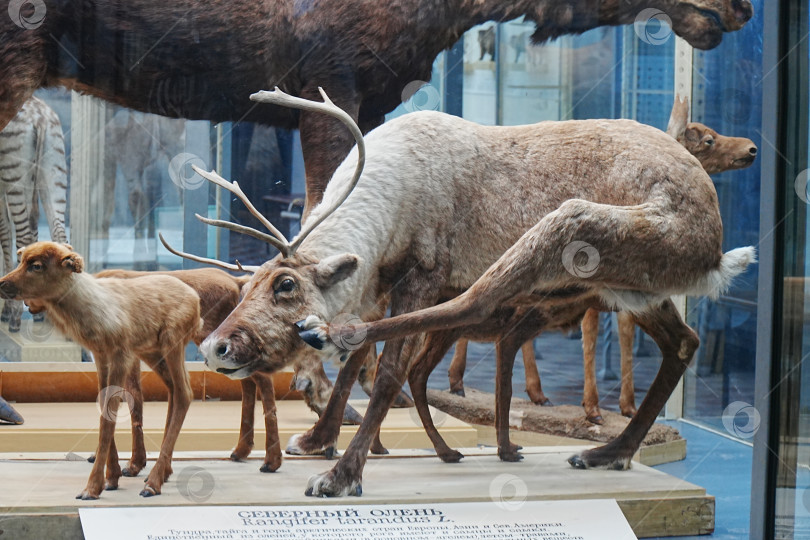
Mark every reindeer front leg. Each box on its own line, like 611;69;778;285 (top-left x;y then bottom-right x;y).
123;363;146;477
306;265;445;497
286;344;372;459
78;356;123;500
409;329;465;463
253;372;283;473
231;377;257;462
141;346;192;497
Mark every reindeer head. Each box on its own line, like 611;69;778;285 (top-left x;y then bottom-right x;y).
0;242;84;302
161;88;365;379
666;95;758;174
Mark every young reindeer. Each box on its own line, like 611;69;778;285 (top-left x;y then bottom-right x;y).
446;96;759;424
92;267;282;474
164;87;752;498
0;242;199;499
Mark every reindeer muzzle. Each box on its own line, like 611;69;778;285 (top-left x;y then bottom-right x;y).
0;281;19;300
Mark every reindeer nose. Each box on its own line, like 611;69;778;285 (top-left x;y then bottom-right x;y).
749;146;757;156
732;0;753;24
0;281;18;300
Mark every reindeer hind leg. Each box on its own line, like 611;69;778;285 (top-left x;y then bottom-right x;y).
569;299;697;470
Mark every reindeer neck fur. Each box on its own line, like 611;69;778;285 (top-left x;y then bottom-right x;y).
41;272;125;348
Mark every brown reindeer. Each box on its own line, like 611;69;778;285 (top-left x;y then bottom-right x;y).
0;242;200;499
447;96;759;424
161;88;752;497
93;267;283;474
1;0;752;213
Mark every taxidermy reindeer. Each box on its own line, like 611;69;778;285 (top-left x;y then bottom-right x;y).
0;96;68;332
1;0;752;213
92;267;283;474
164;87;752;498
447;96;759;424
0;242;200;499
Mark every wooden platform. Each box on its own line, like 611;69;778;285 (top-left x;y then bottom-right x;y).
0;400;478;454
0;447;713;539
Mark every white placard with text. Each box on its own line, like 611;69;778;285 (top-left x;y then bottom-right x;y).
80;499;637;540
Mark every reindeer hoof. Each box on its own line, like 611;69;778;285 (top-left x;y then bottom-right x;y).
438;450;464;463
104;482;118;491
499;448;524;462
305;470;362;498
260;461;281;473
341;404;364;426
76;490;100;500
587;415;604;425
87;454;96;464
569;446;633;471
568;455;587;469
391;390;414;408
449;387;465;397
230;450;249;462
286;433;338;458
139;485;159;497
621;408;637;419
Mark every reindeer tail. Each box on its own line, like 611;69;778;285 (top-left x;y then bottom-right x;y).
688;246;757;300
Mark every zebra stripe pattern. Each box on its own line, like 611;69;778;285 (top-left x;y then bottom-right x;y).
0;96;68;332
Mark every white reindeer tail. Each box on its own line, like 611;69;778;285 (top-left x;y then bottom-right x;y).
688;246;757;299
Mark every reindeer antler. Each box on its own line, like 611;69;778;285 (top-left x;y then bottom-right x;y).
249;87;365;256
158;233;260;273
160;87;365;266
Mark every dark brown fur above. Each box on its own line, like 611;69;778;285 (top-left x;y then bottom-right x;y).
1;0;752;211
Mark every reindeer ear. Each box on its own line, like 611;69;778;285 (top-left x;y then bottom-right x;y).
683;125;701;144
666;95;689;140
61;253;84;273
314;254;359;289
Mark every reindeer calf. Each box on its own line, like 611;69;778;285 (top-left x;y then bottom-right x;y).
0;242;199;499
95;267;283;474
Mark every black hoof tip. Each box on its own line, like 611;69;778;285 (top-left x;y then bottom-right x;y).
323;446;337;460
542;400;554;407
139;487;157;497
305;487;314;497
87;455;96;464
449;388;465;397
105;484;118;491
587;415;604;425
229;453;245;462
568;455;587;469
259;463;279;473
353;485;362;497
440;452;464;463
297;329;325;351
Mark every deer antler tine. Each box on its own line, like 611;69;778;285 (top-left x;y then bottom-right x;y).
194;214;289;255
158;233;259;273
250;88;365;256
190;165;291;250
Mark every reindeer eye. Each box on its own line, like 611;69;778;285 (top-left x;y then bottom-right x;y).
28;262;43;272
705;138;715;146
275;278;296;294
